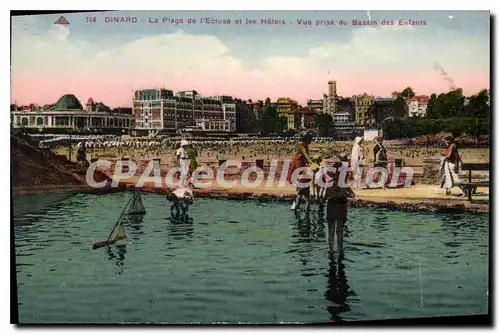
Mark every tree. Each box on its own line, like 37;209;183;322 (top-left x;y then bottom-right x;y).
392;96;408;119
401;87;416;99
426;94;438;118
465;89;490;118
316;113;333;137
426;89;465;119
259;97;281;134
439;89;465;118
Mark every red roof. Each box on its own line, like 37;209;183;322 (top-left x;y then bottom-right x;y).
409;95;430;103
301;106;316;114
87;97;94;104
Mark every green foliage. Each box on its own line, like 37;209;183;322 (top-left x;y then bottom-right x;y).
316;113;333;137
383;117;490;139
426;94;438;118
259;97;282;134
401;87;416;99
425;88;490;119
392;96;408;119
464;89;490;118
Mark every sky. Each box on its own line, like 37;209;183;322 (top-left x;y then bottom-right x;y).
11;10;490;107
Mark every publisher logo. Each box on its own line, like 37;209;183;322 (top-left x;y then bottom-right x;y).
54;16;70;25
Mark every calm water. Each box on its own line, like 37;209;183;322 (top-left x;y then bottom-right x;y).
14;192;489;323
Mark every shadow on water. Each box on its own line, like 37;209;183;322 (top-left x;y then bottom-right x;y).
324;253;352;323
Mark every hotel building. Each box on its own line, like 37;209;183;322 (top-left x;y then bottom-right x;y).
11;94;134;131
307;99;324;113
133;89;236;132
276;97;301;130
299;106;317;131
355;93;396;126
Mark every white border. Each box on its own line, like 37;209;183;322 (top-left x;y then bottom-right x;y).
4;1;496;333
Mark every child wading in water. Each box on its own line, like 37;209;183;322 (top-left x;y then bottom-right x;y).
287;132;319;211
323;159;355;255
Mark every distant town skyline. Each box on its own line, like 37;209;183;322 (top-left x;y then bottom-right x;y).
11;10;490;107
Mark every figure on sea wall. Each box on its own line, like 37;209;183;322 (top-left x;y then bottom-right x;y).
186;142;198;187
176;139;190;187
371;136;388;187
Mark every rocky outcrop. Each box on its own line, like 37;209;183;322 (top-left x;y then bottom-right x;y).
11;134;110;188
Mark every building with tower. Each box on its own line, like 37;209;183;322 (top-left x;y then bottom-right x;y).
323;80;337;115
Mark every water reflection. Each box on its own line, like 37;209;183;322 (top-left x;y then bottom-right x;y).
123;214;144;241
106;244;127;274
324;253;351;322
167;214;194;242
293;208;326;243
291;208;329;278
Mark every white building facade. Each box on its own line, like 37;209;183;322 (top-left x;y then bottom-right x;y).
331;111;350;123
407;95;429;117
11;94;134;131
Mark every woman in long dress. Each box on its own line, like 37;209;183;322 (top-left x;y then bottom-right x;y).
350;137;365;188
440;135;463;196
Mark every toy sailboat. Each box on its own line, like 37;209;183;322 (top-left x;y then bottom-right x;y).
127;190;146;215
92;191;146;249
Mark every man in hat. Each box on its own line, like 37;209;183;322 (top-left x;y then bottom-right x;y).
176;139;190;187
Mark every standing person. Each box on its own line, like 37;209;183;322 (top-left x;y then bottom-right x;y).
186;143;198;186
287;132;319;211
350;137;365;188
440;135;463;196
176;139;190;187
371;136;388;187
324;159;355;255
76;141;86;167
311;154;323;201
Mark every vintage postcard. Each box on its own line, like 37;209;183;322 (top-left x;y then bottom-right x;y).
11;10;490;324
